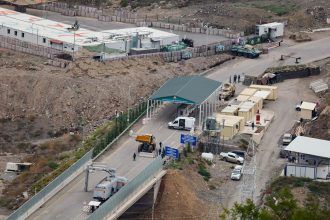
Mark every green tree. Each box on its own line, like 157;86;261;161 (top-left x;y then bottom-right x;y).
220;199;277;220
266;187;297;220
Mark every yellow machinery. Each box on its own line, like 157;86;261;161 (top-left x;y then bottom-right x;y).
135;134;156;153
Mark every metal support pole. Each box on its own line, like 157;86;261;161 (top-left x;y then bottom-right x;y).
84;166;89;192
146;99;150;119
198;105;202;129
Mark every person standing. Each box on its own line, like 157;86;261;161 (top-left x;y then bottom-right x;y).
133;152;136;161
238;74;241;83
233;74;237;83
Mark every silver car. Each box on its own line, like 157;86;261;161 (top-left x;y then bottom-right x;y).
231;165;243;181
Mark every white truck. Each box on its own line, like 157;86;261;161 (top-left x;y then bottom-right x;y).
168;117;195;130
219;152;244;164
93;175;128;201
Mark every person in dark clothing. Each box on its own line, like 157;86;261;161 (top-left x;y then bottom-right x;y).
159;141;162;150
238;74;241;83
251;122;255;130
233;74;237;83
133;152;136;161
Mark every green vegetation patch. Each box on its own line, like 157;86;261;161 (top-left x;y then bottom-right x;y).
253;3;297;16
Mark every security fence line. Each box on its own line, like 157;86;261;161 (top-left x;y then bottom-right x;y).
6;102;148;220
0;35;60;59
31;2;244;39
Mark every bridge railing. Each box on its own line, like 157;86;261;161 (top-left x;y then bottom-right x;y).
6;150;93;220
87;157;163;220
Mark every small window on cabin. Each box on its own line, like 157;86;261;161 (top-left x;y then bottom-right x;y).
21;33;25;38
43;38;46;43
7;29;10;34
14;31;17;36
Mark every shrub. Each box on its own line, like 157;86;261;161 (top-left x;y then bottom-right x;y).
48;161;59;170
120;0;128;7
198;164;211;181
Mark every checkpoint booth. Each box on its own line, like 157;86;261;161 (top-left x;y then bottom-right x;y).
300;101;317;120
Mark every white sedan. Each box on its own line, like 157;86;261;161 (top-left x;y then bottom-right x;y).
231;165;243;181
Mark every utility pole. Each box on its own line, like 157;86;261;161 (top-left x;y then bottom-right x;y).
127;86;131;124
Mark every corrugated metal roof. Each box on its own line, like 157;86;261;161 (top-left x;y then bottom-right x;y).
150;76;221;105
300;101;316;110
284;136;330;159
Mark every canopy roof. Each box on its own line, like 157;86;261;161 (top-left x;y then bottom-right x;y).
285;136;330;159
150;76;221;105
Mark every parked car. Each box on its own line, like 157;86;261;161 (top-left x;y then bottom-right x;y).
230;150;246;159
219;152;244;164
279;147;289;158
231;165;243;180
282;133;293;146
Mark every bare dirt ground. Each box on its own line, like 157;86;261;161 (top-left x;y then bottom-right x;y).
69;0;330;33
0;48;233;153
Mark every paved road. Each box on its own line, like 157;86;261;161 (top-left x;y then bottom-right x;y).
27;35;330;219
208;36;330;81
28;104;190;220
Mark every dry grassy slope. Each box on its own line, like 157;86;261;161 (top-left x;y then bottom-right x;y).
0;48;233;152
102;0;330;32
141;169;214;220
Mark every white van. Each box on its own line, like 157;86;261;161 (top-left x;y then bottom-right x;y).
168;117;195;130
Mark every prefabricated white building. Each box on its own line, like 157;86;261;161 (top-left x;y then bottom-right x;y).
0;7;179;53
256;22;284;38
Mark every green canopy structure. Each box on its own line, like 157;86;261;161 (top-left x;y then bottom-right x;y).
147;75;221;127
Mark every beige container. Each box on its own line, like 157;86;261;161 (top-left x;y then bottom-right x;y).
216;114;245;140
240;88;257;96
248;96;263;111
238;107;252;122
221;105;239;116
249;84;278;100
236;94;250;102
300;101;316;120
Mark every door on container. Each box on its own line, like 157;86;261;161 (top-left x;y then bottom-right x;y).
179;119;185;129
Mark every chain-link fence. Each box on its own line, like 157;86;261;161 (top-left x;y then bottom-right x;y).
92;101;147;158
87;157;163;220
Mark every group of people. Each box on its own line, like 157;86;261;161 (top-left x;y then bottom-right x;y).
230;73;243;84
133;141;165;161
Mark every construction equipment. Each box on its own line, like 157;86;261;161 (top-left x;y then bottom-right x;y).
83;164;128;213
231;45;262;59
219;83;236;100
135;134;156;157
